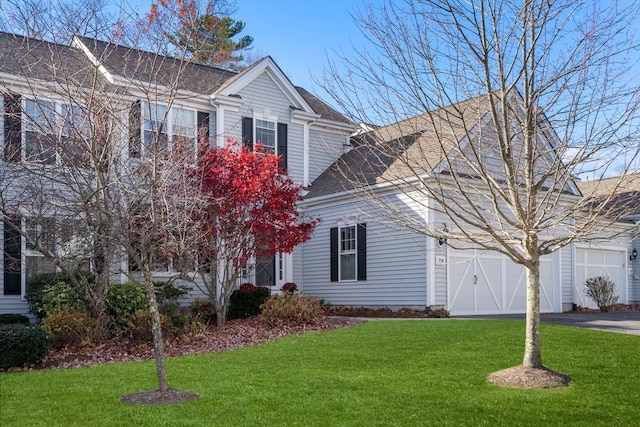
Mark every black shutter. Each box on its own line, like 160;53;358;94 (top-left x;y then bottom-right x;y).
242;117;253;150
197;111;210;148
4;218;21;295
4;93;22;163
128;100;141;158
330;227;338;282
357;223;367;281
277;122;288;171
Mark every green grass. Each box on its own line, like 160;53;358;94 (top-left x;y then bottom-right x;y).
2;319;640;426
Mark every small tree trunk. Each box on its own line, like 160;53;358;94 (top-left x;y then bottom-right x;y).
144;276;169;392
523;254;542;368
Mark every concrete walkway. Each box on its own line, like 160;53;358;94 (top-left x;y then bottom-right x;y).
461;310;640;335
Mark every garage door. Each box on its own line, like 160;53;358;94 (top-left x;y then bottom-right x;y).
448;250;556;315
574;248;626;309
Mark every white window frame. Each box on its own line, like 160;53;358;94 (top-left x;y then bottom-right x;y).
142;102;199;158
338;224;358;282
23;98;89;165
252;108;278;154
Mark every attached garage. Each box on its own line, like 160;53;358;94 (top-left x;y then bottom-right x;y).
574;247;627;309
447;249;558;315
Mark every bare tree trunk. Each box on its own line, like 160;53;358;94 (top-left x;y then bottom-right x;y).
523;255;542;368
143;273;169;392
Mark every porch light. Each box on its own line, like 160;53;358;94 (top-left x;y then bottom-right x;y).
630;248;637;262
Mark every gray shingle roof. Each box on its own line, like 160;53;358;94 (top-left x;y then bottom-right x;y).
306;94;492;198
0;32;96;88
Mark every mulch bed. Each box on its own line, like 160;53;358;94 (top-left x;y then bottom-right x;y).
16;315;365;372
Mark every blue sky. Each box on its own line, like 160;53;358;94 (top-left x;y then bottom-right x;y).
234;0;367;101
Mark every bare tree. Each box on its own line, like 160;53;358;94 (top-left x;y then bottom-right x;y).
0;0;238;398
323;0;640;384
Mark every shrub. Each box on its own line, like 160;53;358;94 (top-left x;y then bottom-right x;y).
105;282;148;333
160;302;189;336
123;310;172;345
154;281;190;305
261;294;324;326
427;307;451;318
585;276;618;312
228;283;271;319
41;309;95;349
0;324;49;370
282;282;298;295
0;313;30;325
190;299;216;325
25;273;86;320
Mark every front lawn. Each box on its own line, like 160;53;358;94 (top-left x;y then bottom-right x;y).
2;319;639;426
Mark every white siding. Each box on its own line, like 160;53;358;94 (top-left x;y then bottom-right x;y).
308;129;348;183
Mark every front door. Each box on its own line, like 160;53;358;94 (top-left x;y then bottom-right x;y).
255;256;275;287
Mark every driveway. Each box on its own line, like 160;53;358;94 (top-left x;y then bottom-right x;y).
464;310;640;335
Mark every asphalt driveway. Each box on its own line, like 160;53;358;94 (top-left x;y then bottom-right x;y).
466;310;640;335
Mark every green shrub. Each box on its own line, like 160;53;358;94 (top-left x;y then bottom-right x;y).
41;309;95;349
0;313;30;325
123;310;172;345
104;282;148;334
585;276;618;312
154;281;190;305
228;283;271;319
261;294;324;326
160;302;189;336
427;307;451;318
25;273;86;320
0;324;49;370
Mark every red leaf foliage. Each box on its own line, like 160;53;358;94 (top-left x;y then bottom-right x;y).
192;138;319;266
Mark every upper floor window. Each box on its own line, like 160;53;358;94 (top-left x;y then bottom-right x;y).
130;101;209;159
255;119;276;154
3;93;89;165
241;116;288;170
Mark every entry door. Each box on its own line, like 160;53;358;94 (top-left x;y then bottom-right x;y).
255;256;275;287
575;249;626;309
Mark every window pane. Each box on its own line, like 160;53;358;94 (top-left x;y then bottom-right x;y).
340;254;356;281
339;225;357;280
172;107;196;155
255;119;275;153
24;100;57;164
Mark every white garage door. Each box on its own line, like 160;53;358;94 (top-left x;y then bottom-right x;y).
574;248;626;309
448;250;556;315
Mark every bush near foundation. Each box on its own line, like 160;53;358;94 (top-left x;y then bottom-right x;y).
0;324;49;370
261;294;324;326
0;313;30;325
228;283;271;319
585;276;618;312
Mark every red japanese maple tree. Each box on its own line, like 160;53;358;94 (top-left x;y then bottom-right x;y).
173;138;318;326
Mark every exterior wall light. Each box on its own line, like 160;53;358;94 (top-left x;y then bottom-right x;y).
630;248;637;262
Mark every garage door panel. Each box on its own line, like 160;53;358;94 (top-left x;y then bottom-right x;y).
449;250;557;315
448;255;474;312
575;248;626;309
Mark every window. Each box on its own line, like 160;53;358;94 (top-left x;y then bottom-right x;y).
131;102;208;158
241;117;288;170
330;223;366;282
172;106;196;156
5;97;89;165
255;119;275;153
24;99;57;164
25;218;57;284
143;102;168;155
